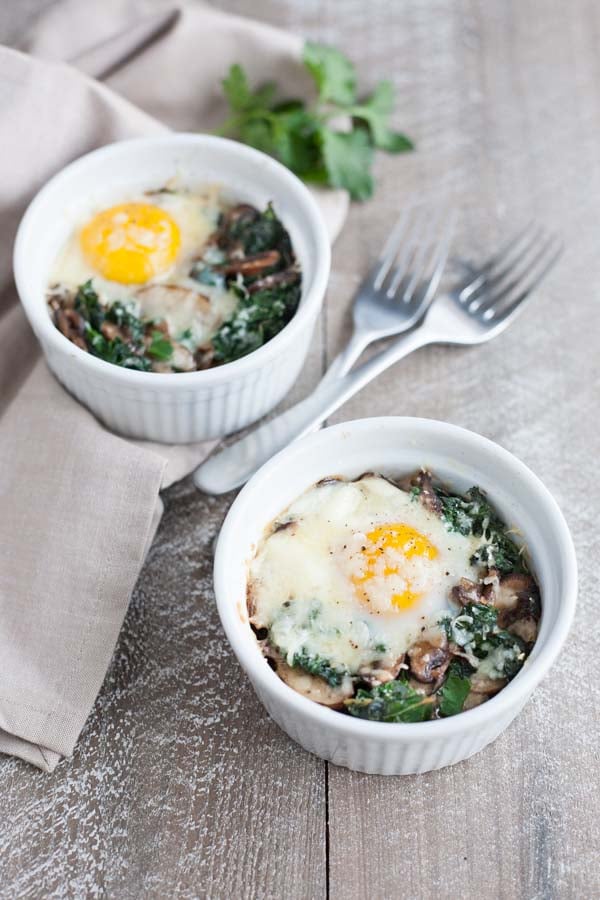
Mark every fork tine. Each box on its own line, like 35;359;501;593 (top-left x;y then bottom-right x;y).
385;205;433;298
418;209;458;306
466;225;546;310
459;221;538;303
480;236;563;322
372;209;412;290
399;205;447;302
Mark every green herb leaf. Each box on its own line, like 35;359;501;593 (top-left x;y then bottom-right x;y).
222;63;276;113
303;41;356;105
217;43;413;201
345;680;435;723
438;660;471;717
319;127;374;200
147;330;173;361
348;81;414;153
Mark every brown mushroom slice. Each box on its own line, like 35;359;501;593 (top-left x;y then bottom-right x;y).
151;343;196;373
469;671;507;695
358;655;406;687
265;647;353;709
463;691;487;710
508;616;538;644
450;577;495;607
493;573;541;629
247;267;300;294
407;627;450;686
218;250;281;277
398;470;443;515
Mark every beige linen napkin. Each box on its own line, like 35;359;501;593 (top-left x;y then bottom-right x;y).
0;0;346;772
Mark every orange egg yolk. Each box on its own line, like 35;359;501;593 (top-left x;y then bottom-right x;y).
352;523;438;611
80;202;180;284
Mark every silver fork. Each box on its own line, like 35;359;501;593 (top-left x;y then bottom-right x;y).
323;204;457;382
194;224;562;494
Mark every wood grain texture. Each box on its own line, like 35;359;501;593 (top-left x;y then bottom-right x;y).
1;0;599;898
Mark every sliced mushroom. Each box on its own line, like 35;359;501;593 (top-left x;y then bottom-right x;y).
54;306;86;349
100;320;121;341
170;342;196;372
264;646;353;709
247;267;300;294
493;573;541;630
358;655;406;687
408;627;450;685
398;470;443;515
195;344;215;370
469;671;507;695
450;577;495;607
508;616;538;644
463;691;487;710
218;250;280;277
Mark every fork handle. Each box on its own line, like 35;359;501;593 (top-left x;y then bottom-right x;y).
193;326;435;494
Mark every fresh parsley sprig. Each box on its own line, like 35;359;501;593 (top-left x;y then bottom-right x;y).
218;42;413;201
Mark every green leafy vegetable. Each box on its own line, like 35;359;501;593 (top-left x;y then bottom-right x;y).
438;660;471;717
303;41;357;105
75;279;105;331
147;330;173;361
84;325;150;371
443;603;526;679
105;300;144;342
72;281;151;371
289;650;348;687
224;202;293;258
345;680;435;723
218;41;413;200
212;281;301;364
436;484;526;575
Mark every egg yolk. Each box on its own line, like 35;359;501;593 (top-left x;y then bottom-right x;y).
352;523;438;612
80;203;180;284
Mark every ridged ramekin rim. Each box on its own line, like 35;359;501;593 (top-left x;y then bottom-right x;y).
13;133;331;389
214;416;578;743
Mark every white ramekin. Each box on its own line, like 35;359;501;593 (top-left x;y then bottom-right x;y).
214;417;577;775
13;135;331;443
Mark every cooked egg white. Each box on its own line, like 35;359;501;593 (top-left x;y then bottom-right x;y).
248;475;484;675
50;185;238;345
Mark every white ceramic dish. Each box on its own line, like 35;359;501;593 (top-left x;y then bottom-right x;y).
13;134;331;443
214;417;577;775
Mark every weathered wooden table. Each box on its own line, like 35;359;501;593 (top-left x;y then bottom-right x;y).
1;1;598;897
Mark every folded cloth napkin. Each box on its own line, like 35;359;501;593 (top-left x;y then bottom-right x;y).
0;0;347;772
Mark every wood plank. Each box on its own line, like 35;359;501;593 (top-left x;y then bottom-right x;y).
1;1;600;898
0;480;327;898
320;1;600;898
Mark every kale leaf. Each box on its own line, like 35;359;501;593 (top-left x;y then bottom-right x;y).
72;281;152;371
436;484;526;574
443;603;527;680
84;326;150;371
105;300;145;343
224;202;292;258
218;42;413;200
345;680;435;723
212;281;301;364
75;279;105;331
290;650;348;687
438;659;472;717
